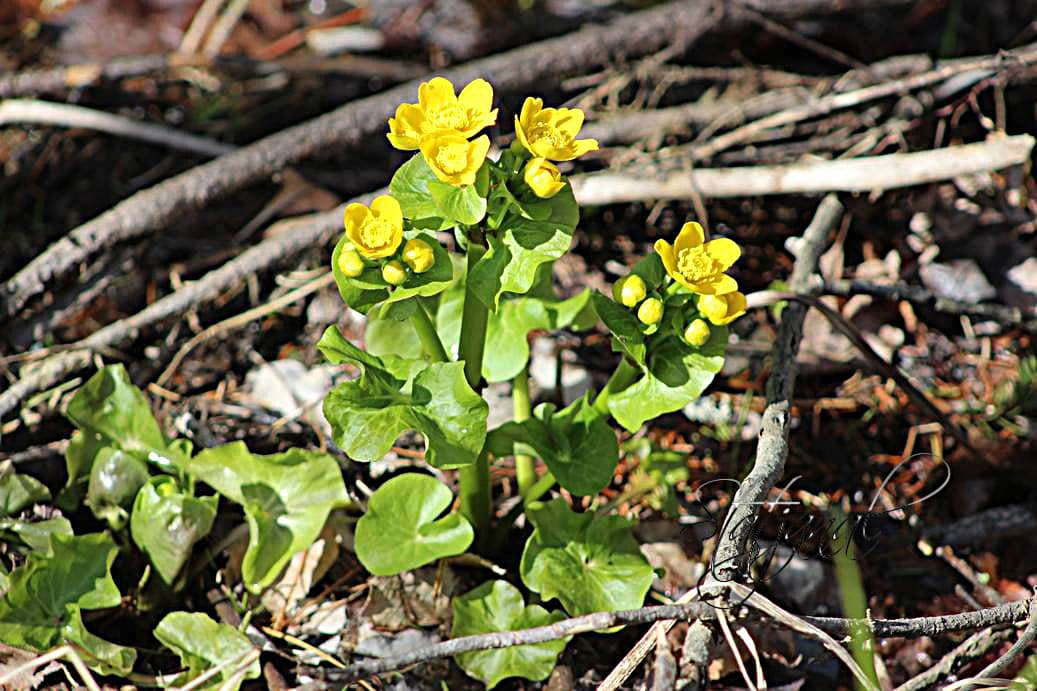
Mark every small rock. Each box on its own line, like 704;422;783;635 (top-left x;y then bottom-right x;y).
243;359;337;434
919;259;996;303
1004;256;1037;310
354;628;441;658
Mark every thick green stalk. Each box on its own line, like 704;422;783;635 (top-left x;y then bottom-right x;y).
457;242;491;538
592;356;639;415
513;365;535;497
410;301;449;362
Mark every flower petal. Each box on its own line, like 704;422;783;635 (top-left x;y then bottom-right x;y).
343;203;369;245
570;138;599;158
370;195;403;230
418;77;456;110
519;97;542;131
673;222;705;254
458;78;494;114
654;239;678;276
706;273;739;295
718;292;747;324
704;238;741;270
553;107;585;137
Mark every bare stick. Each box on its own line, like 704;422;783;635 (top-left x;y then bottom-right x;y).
804;598;1034;639
180;0;226;55
202;0;251;58
0;99;234;158
960;602;1037;691
0;198;360;421
570;134;1035;203
0;54;186;98
712;195;843;580
894;628;1011;691
0;0;722;320
689;43;1037;161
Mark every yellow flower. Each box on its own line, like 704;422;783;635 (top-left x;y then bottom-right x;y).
697;292;747;325
514;97;599;161
344;195;404;260
386;77;497;150
420;131;490;186
654;222;740;295
382;260;407;286
684;319;711;347
612;274;646;308
402;238;435;273
337;248;365;278
637;297;664;325
523;157;566;198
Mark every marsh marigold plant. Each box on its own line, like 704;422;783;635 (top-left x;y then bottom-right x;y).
320;75;745;690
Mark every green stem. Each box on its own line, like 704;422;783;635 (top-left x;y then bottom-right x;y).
592;357;640;415
457;241;492;540
410;300;449;362
513;366;535;497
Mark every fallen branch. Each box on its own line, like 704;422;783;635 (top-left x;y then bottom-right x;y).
803;598;1034;639
0;99;235;158
960;602;1037;691
0;200;354;421
0;0;721;320
0;54;181;98
894;627;1012;691
570;134;1035;204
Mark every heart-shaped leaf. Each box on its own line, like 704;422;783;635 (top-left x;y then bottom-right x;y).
468;185;579;308
331;231;454;317
319;326;488;469
131;477;218;586
608;327;727;433
520;499;653;617
0;532;135;674
590;291;647;365
487;394;618;496
436;268;594;382
0;516;72;553
429;179;487;226
452;580;569;689
154;612;260;690
389;153;453;228
86;447;149;529
186;442;349;592
354;473;473;576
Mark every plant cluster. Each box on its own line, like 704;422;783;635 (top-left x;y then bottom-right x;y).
0;76;745;689
321;77;747;686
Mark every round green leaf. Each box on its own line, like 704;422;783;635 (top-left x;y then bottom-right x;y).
131;477;218;586
520;499;653;618
86;447;149;529
185;442;349;592
319;326;488;469
451;580;569;689
155;612;260;690
608;327;727;433
355;474;473;576
389;153;452;228
429;180;487;226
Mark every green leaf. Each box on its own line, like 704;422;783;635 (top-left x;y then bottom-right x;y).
438;270;594;382
60;429;106;509
330;232;455;317
590;291;647;365
452;580;568;689
487;394;618;496
429;180;487;226
65;364;180;468
389;154;452;227
0;532;134;674
0;517;73;553
608;327;727;433
468;185;580;308
63;606;137;676
85;447;150;529
185;442;349;592
520;499;653;617
0;464;50;517
319;326;488;469
354;474;473;576
154;612;260;690
131;477;218;585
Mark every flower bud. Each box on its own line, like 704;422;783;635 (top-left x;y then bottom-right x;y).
381;260;407;286
697;292;747;325
337;248;365;278
613;274;647;307
637;297;664;326
684;319;711;347
402;238;436;273
523;157;566;198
